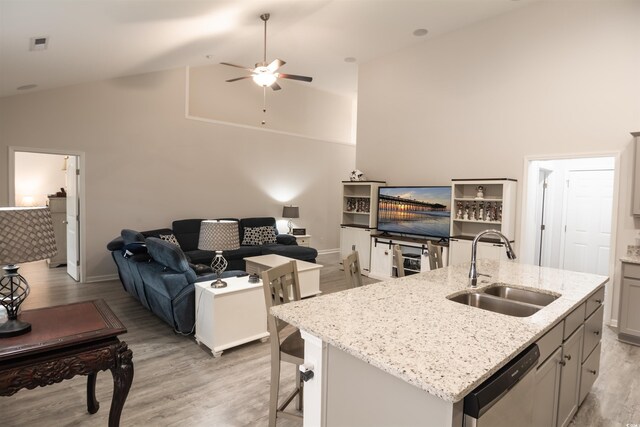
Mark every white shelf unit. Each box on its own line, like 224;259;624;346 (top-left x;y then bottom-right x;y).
449;179;517;265
340;181;386;275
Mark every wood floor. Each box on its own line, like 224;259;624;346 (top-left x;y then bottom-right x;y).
0;254;638;426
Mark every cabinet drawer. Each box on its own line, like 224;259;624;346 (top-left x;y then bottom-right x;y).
536;321;563;367
585;286;605;319
623;262;640;279
564;303;586;340
296;237;310;247
582;305;604;362
579;341;601;405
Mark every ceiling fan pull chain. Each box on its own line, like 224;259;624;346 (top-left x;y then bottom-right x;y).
261;86;267;125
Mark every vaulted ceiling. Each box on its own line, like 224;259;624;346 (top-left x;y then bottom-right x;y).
0;0;534;98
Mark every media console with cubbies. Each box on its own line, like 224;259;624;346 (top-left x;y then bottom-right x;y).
369;233;449;280
339;180;386;275
448;178;517;266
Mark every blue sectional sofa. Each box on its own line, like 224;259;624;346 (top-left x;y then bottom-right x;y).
107;217;318;333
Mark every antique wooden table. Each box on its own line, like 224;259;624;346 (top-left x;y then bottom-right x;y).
0;299;133;427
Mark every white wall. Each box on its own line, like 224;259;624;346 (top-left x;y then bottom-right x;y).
14;152;67;206
356;1;640;323
0;67;355;281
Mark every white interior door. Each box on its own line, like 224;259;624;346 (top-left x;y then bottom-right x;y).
66;156;80;281
562;170;613;276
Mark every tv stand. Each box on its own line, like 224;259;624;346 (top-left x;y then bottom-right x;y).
369;234;449;280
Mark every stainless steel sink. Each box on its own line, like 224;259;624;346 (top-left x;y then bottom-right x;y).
482;284;559;307
447;293;541;317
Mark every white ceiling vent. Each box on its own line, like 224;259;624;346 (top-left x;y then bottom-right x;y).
29;36;49;51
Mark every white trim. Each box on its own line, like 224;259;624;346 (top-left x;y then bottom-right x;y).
8;146;88;284
183;67;354;147
520;151;621;327
609;319;618;328
85;274;119;283
317;248;340;255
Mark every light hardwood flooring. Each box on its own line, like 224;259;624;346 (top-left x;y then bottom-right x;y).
1;254;638;426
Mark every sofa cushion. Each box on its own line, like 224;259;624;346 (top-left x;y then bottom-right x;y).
146;237;195;281
261;244;318;261
224;245;263;260
122;229;145;245
172;219;205;251
242;226;277;245
184;249;216;264
141;228;174;239
276;234;297;245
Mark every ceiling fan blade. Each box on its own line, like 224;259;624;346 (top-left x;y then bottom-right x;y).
267;59;286;72
277;73;313;83
226;76;252;83
271;82;282;91
220;62;254;72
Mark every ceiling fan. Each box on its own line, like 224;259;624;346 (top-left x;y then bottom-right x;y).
221;13;313;91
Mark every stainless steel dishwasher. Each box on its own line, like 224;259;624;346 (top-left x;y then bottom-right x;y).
463;344;540;427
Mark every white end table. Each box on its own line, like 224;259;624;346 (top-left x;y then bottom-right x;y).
292;234;311;247
194;276;269;357
244;254;322;298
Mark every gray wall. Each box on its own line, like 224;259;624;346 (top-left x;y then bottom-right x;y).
356;1;640;323
0;67;355;281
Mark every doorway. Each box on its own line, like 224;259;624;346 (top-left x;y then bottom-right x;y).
9;147;85;282
522;156;615;274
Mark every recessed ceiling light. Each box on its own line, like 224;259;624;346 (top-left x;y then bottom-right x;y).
17;84;38;91
344;57;357;63
413;28;428;37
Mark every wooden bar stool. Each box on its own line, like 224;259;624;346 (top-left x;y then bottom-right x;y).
427;241;444;270
262;261;304;426
343;251;363;288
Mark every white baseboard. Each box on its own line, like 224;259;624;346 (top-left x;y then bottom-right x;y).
85;274;119;283
317;248;340;255
608;319;618;328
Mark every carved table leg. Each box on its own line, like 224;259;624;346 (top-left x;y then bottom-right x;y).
87;372;100;414
108;341;134;427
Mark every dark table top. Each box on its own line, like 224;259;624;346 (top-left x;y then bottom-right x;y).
0;299;126;362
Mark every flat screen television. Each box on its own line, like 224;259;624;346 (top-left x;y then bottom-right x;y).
377;186;452;239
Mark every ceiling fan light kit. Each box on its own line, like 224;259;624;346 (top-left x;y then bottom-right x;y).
221;12;313;125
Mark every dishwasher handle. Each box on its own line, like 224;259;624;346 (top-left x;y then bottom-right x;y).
463;344;540;419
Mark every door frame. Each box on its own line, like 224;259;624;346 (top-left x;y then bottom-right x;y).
8;146;87;283
520;151;621;327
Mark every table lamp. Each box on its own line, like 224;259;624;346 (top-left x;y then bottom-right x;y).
282;205;299;234
198;220;240;288
0;207;57;337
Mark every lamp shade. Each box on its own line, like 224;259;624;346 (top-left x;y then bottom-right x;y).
282;206;299;219
0;207;57;265
198;220;240;251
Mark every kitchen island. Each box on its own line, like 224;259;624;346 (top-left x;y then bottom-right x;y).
271;259;607;427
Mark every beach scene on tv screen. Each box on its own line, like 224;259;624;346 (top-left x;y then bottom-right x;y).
378;187;451;237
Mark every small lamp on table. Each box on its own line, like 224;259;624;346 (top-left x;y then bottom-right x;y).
282;205;299;235
198;220;240;288
0;207;57;337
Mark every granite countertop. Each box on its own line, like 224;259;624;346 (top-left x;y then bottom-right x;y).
271;259;607;403
620;255;640;265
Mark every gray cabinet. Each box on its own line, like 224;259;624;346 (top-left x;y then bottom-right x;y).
533;347;562;427
557;324;584;427
47;196;67;267
619;261;640;345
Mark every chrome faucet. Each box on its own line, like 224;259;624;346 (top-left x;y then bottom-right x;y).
469;230;517;287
